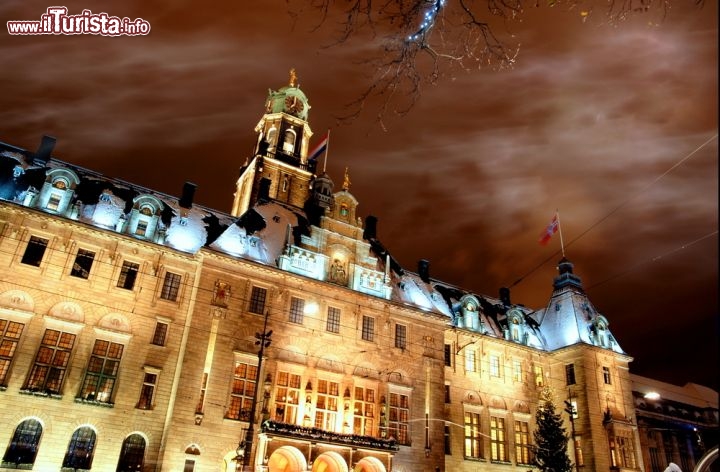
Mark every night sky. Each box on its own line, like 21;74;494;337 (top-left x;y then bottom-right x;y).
1;1;717;391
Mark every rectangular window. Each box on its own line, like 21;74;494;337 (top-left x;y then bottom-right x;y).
361;315;374;342
489;355;501;378
389;392;410;445
566;363;576;385
444;384;451;404
353;386;375;436
24;329;76;394
274;371;301;424
183;459;195;472
444;344;452;367
314;379;339;431
70;249;95;279
117;261;140;290
21;236;48;267
394;324;407;349
444;425;452;455
534;365;544;387
137;372;158;409
160;272;181;301
196;373;208;414
46;193;61;211
490;416;508;461
603;366;612;385
464;412;482;458
135;221;148;237
289;297;304;324
465;349;476;372
0;320;25;386
226;361;258;421
78;339;123;403
513;359;522;382
574;435;585;467
326;307;341;333
249;286;267;314
613;430;637;468
151;322;168;346
514;421;532;464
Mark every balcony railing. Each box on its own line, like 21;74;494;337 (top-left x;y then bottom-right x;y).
261;420;399;452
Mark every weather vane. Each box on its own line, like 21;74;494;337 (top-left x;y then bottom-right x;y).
342;167;351;191
289;68;297;88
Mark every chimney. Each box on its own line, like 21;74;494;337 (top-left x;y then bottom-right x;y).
179;182;196;209
258;177;271;202
418;259;430;283
363;215;378;240
499;287;511;306
33;135;56;165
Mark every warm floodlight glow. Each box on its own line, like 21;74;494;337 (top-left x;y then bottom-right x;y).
304;301;319;315
644;392;660;400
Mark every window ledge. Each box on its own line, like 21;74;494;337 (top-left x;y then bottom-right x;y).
19;389;62;399
491;460;512;465
74;397;115;408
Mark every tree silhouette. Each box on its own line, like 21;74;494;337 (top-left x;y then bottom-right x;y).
532;386;573;472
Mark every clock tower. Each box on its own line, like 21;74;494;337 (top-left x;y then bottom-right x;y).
231;69;316;216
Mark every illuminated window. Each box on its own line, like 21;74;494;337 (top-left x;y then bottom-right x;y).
0;319;24;386
388;392;410;445
512;359;522;382
514;421;532;464
566;363;576;385
160;272;181;301
534;366;544;387
135;221;148;237
283;129;296;153
289;297;304;324
275;371;301;424
326;307;341;333
340;204;349;216
249;286;267;314
315;379;339;431
361;316;374;342
489;355;501;378
62;426;96;470
611;429;637;468
465;349;476;372
574;435;585;467
137;369;158;410
490;416;508;461
394;324;407;349
151;322;168;346
226;360;258;421
603;366;612;385
21;236;48;267
353;386;375;436
70;249;95;279
24;329;76;394
117;261;139;290
1;419;43;468
46;193;61;211
116;434;146;472
78;339;123;403
464;412;482;458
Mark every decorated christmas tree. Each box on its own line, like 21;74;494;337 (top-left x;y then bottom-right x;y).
532;386;573;472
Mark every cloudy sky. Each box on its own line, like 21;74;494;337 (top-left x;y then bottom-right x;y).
1;1;717;391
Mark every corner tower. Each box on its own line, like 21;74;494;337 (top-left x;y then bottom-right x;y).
231;69;316;216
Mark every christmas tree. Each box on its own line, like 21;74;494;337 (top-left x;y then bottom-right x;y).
532;386;573;472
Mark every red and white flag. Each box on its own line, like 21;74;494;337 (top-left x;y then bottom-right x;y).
539;213;559;246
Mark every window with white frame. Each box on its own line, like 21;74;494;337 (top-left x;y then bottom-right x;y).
465;349;476;372
314;379;340;431
353;386;375;436
489;355;501;378
289;297;304;324
137;367;159;410
226;356;258;421
275;371;301;424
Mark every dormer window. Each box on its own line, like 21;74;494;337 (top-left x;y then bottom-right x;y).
52;179;67;189
46;194;61;211
99;193;112;203
140;205;153;216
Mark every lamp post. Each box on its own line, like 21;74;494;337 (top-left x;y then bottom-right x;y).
238;310;272;472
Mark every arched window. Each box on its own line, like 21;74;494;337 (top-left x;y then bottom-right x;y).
2;419;43;468
116;433;146;472
62;426;96;470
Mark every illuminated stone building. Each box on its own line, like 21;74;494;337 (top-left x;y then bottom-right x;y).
0;72;715;472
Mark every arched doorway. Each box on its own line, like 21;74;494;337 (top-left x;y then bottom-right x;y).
268;446;307;472
312;451;349;472
353;456;386;472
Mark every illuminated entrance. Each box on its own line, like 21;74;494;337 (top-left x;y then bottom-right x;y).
353;456;386;472
311;451;348;472
267;446;308;472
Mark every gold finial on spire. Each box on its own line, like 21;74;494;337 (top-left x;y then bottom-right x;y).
289;68;297;88
342;167;351;191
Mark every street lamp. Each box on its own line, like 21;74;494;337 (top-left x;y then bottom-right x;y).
237;310;272;472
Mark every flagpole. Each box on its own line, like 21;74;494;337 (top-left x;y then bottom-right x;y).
323;129;330;173
556;209;566;257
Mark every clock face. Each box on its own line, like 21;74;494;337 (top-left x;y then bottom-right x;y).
284;95;303;116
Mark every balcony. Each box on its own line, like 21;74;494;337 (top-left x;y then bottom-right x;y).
261;420;399;452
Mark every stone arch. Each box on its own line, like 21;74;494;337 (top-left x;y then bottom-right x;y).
514;401;531;414
0;289;35;312
463;391;483;406
353;361;379;380
47;301;85;323
268;445;307;472
97;313;132;334
312;451;349;472
353;456;386;472
489;396;507;410
316;355;345;374
277;345;307;365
